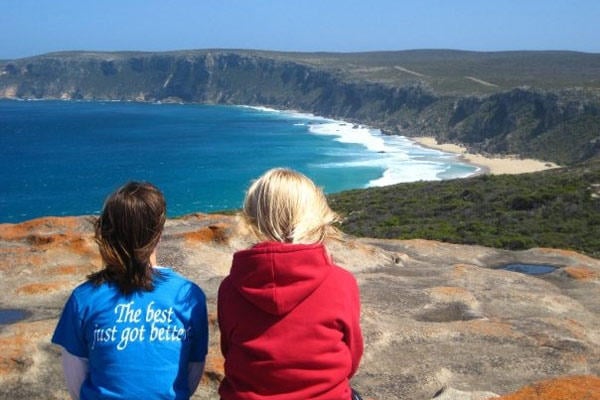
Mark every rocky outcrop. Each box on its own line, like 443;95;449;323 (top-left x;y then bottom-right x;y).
1;215;599;399
1;50;599;165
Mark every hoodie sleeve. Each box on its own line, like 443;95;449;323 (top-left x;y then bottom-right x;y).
217;277;232;357
342;271;364;378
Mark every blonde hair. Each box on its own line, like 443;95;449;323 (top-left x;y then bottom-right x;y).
243;168;340;244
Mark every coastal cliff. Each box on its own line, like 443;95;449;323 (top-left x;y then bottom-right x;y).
1;215;599;399
1;49;600;165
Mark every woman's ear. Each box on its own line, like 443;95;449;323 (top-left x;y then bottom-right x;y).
150;250;157;267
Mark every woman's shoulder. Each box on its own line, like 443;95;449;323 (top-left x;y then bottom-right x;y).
67;279;118;306
324;263;359;290
329;263;358;280
155;268;206;296
156;267;193;283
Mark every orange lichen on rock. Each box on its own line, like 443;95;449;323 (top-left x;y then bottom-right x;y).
429;286;474;300
0;321;53;377
0;216;82;241
459;319;516;338
452;264;471;277
16;281;72;295
564;266;598;280
54;264;98;276
0;331;31;376
0;250;45;271
65;237;97;256
183;229;217;243
184;224;229;244
538;247;597;264
203;345;225;382
203;310;225;383
495;375;600;400
0;217;96;262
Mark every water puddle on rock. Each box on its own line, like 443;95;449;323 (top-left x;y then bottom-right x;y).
501;263;557;275
0;309;30;325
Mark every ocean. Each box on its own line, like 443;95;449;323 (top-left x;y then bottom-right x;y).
0;100;478;223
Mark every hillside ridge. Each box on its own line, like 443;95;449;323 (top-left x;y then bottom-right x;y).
2;49;600;165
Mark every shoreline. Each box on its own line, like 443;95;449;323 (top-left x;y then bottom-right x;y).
411;137;561;175
243;105;562;177
1;98;561;176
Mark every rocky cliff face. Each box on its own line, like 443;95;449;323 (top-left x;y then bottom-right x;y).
1;50;599;165
1;215;599;399
444;89;600;164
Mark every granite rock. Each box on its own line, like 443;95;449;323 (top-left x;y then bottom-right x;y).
1;214;599;399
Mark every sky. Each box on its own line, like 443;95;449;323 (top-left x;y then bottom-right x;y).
1;0;599;60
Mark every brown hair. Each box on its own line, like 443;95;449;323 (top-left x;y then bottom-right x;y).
88;181;166;294
243;168;340;244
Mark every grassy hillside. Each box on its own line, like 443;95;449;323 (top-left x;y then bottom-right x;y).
329;159;600;258
263;49;600;96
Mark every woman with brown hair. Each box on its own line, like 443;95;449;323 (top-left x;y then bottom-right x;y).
52;181;208;400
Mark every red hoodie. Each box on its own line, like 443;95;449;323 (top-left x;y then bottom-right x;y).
218;241;363;400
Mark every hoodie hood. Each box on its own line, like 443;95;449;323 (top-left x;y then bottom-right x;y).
229;242;332;316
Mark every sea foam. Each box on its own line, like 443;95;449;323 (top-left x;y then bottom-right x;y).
240;106;479;186
303;118;478;187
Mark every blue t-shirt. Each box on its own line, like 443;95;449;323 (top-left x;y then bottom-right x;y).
52;268;208;400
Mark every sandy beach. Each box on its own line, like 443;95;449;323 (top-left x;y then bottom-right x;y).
412;137;561;175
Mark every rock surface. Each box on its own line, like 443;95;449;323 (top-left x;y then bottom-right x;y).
1;214;599;399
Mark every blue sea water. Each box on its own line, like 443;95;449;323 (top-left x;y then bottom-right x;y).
0;100;479;223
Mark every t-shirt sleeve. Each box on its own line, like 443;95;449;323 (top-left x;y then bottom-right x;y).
52;292;89;358
189;287;208;363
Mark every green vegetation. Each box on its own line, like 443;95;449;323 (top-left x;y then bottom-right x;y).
328;159;600;258
272;49;600;96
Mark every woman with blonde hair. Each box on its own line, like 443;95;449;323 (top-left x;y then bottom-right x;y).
52;181;208;400
218;168;363;400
